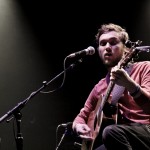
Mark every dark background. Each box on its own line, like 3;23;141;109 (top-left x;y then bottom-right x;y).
0;0;150;150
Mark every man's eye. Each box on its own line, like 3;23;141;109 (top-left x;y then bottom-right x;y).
110;40;119;45
110;41;116;45
100;42;106;46
99;40;120;46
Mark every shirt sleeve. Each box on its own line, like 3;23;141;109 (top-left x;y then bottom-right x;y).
72;83;100;129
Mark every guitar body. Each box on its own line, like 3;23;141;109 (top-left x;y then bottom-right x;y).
81;95;117;150
81;94;104;150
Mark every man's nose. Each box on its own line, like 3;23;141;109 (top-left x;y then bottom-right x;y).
105;42;111;50
106;42;111;47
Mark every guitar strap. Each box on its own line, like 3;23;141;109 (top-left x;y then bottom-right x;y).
111;63;133;105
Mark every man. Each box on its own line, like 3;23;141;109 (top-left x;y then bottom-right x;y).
72;23;150;150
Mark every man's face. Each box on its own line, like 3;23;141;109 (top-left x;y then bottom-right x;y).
98;31;124;68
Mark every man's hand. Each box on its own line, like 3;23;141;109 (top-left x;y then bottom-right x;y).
110;66;131;87
75;123;93;141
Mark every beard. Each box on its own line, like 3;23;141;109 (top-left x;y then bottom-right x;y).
102;56;122;68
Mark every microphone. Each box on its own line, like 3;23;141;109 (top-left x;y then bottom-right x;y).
58;122;72;128
56;122;73;150
57;122;73;135
74;142;82;148
67;46;95;58
135;46;150;52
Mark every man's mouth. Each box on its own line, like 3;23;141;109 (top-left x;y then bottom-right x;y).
104;53;112;58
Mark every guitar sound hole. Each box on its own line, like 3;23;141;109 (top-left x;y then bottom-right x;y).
103;102;117;117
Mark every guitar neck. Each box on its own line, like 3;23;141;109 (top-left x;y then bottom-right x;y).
100;80;115;110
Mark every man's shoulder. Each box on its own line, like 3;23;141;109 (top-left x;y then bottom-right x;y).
132;61;150;72
134;61;150;66
95;77;106;88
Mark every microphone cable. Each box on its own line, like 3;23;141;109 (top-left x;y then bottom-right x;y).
40;56;83;94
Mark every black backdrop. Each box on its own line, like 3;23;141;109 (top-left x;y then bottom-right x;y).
0;0;150;150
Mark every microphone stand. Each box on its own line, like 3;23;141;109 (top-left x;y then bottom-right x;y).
55;126;68;150
14;111;23;150
0;58;83;150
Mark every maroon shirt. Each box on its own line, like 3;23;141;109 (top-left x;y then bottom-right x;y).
73;61;150;127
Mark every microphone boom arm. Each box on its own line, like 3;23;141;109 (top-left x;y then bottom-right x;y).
0;59;83;123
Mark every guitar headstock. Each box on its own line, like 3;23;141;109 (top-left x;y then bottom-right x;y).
118;40;142;68
125;40;142;49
